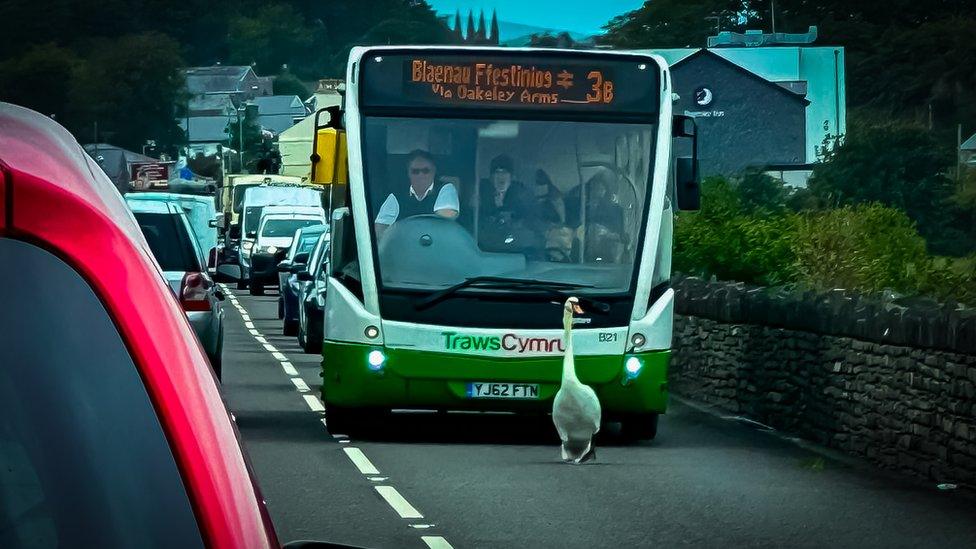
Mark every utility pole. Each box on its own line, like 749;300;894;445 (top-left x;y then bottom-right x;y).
958;123;964;187
771;0;777;34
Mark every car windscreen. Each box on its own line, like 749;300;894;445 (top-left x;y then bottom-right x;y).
262;218;323;237
134;212;202;272
233;184;257;213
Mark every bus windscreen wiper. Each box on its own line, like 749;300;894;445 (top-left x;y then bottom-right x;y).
413;276;609;313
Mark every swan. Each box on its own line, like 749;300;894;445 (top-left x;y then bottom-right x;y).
552;296;602;464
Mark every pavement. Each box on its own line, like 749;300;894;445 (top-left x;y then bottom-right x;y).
219;287;976;549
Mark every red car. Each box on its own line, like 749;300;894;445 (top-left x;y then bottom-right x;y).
0;103;303;547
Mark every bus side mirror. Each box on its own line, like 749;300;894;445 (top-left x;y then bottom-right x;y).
673;114;700;211
676;157;700;211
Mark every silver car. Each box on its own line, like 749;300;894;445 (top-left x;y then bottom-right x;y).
128;200;226;379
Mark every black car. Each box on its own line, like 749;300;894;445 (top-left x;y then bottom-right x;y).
298;232;330;353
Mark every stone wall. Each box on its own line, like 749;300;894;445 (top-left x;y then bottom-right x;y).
670;277;976;486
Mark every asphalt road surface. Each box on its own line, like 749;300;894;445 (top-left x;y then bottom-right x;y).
218;287;976;549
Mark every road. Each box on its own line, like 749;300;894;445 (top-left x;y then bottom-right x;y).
219;287;976;549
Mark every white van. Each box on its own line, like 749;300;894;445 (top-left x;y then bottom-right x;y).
238;185;322;289
247;205;326;295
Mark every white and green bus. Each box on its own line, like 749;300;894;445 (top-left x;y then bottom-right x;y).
318;46;699;438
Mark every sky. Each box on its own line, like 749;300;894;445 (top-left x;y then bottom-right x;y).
427;0;645;36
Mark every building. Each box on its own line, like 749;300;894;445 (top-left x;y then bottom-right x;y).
187;94;237;117
962;133;976;167
251;95;309;135
180;116;232;148
83;143;160;193
640;29;846;185
183;66;273;101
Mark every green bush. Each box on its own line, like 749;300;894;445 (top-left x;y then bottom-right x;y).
793;204;930;293
674;177;799;286
675;189;976;304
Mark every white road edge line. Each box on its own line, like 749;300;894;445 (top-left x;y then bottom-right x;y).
281;362;299;376
244;321;255;329
342;447;380;475
291;377;311;392
374;486;423;519
421;536;454;549
249;329;261;336
303;394;325;412
255;336;268;344
263;343;278;353
272;352;288;361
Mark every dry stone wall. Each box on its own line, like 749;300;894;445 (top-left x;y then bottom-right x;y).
670;276;976;486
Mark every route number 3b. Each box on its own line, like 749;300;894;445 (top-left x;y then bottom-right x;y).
586;71;614;104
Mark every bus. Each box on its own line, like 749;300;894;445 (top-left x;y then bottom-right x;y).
317;46;699;438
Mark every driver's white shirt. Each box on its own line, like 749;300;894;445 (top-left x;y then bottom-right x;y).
374;181;459;225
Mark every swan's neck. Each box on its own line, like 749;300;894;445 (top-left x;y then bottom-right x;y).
562;309;579;384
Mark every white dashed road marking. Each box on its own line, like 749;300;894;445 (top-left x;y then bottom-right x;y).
422;536;454;549
228;288;453;548
303;394;325;412
343;447;380;475
375;486;424;519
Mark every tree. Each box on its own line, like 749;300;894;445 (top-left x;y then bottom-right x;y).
273;73;311;99
227;3;312;75
0;44;80;124
601;0;755;49
226;105;265;172
807;123;960;253
69;33;187;151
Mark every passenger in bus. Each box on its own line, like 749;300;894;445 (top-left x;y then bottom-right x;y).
477;154;538;253
374;149;459;239
567;172;626;262
533;169;566;225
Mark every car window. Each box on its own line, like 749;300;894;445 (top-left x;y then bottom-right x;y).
134;212;202;272
0;238;204;549
261;218;322;237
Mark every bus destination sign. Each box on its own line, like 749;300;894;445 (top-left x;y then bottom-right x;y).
361;53;659;115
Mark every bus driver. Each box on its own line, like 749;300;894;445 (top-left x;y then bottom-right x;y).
374;149;459;239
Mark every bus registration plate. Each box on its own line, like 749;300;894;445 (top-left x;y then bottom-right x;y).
467;382;540;399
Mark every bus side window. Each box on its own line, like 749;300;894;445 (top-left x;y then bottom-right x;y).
330;188;363;300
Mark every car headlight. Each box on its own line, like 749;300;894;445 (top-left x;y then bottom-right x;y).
242;240;254;252
256;245;278;255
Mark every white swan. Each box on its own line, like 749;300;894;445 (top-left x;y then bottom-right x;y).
552;296;602;464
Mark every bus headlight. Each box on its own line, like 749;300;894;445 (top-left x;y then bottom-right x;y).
367;349;386;372
622;356;643;385
364;325;380;339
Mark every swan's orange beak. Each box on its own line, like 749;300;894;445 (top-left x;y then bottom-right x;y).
572;302;583;315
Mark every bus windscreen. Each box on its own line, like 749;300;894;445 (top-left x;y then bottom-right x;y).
360;52;659;116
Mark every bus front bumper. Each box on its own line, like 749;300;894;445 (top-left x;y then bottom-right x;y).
321;342;669;417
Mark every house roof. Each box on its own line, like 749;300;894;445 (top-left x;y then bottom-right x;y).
961;133;976;151
252;95;305;115
257;114;303;135
188;94;237;114
180;116;231;143
184;66;254;95
672;49;811;106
